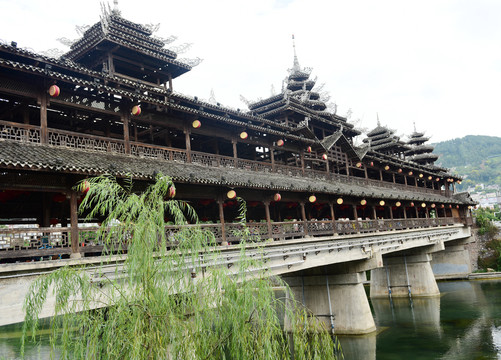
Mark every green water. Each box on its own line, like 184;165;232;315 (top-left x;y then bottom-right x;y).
340;280;501;360
1;280;501;359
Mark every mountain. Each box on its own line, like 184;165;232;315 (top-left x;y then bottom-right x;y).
433;135;501;192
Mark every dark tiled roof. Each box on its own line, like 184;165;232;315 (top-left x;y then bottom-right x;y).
0;140;466;204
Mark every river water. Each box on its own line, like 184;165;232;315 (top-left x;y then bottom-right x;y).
340;279;501;360
1;280;501;359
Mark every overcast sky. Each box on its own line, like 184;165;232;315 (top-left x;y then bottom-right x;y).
1;0;500;142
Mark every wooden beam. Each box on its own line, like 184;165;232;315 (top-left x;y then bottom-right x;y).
70;191;80;257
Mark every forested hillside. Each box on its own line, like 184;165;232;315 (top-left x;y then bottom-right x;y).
432;136;501;191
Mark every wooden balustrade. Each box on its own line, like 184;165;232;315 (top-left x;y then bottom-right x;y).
1;121;448;196
0;217;462;261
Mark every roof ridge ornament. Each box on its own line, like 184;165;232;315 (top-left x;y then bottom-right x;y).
292;34;300;73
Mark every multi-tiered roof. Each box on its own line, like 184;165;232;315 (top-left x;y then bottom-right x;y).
404;125;439;165
362;120;409;156
64;3;192;83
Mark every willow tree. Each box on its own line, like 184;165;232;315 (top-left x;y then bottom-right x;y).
22;174;342;359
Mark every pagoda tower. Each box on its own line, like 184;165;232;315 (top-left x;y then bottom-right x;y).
363;118;409;156
404;124;439;165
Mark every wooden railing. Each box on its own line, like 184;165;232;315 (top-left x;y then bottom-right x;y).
0;120;446;196
0;217;464;260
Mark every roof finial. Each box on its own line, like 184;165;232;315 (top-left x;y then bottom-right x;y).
292;34;300;72
112;0;121;15
413;121;416;133
377;113;380;126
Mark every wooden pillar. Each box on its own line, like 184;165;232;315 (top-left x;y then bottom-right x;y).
300;149;305;175
364;167;368;179
40;92;48;144
270;147;275;171
264;201;272;239
108;53;115;75
325;158;330;173
425;206;430;218
404;175;408;186
379;169;383;181
415;206;419;218
392;173;396;183
345;162;349;177
218;199;227;245
122;110;130;154
184;128;192;163
372;206;377;220
403;206;407;219
70;191;81;258
232;140;238;167
168;74;173;92
389;206;394;220
352;205;358;220
300;202;308;235
329;202;336;234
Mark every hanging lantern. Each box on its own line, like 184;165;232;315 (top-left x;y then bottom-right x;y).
192;120;201;129
370;161;374;166
456;205;460;209
398;168;402;173
277;139;284;147
468;205;472;210
273;193;282;202
408;171;413;176
441;204;445;208
421;202;426;208
436;177;440;182
337;198;343;205
449;204;452;208
307;146;312;153
131;105;141;116
457;180;462;184
322;154;328;160
419;173;424;178
240;131;248;139
309;195;317;203
410;202;415;207
49;85;60;97
227;190;236;199
80;180;90;194
356;162;362;168
428;176;433;180
360;199;367;206
168;185;176;198
379;200;385;206
431;203;436;208
395;201;401;207
384;165;390;171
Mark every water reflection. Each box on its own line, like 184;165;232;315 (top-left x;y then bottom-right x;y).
339;280;501;360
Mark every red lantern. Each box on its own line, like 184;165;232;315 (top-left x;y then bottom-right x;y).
49;85;60;97
192;120;201;128
408;171;413;176
227;190;236;199
273;193;281;202
277;139;284;147
168;185;176;198
309;195;316;203
395;201;401;207
421;202;426;208
410;202;415;207
132;105;141;116
436;178;440;182
428;176;433;180
81;180;90;194
379;200;385;206
356;162;362;168
240;131;248;139
431;203;436;208
360;199;367;206
370;162;374;166
398;168;402;173
307;146;312;153
384;165;390;171
322;154;328;160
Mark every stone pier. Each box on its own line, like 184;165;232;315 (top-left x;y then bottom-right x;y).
431;237;473;279
284;271;376;335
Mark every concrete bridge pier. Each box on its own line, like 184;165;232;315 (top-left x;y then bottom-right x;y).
431;237;473;279
283;256;380;335
370;248;443;298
